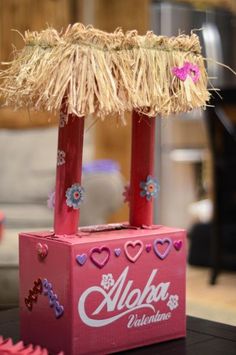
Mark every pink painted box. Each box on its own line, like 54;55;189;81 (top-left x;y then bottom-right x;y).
19;224;186;355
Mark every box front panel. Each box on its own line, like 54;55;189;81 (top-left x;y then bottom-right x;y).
73;229;186;354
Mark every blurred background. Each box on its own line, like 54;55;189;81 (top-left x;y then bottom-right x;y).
0;0;236;325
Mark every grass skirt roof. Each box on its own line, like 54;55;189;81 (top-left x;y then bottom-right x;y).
0;23;210;120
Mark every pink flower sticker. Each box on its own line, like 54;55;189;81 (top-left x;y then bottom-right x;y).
172;62;200;83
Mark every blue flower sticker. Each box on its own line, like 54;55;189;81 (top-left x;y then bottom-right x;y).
140;175;160;201
66;183;84;209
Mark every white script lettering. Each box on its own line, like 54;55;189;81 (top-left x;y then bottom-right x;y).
127;311;171;328
78;267;170;327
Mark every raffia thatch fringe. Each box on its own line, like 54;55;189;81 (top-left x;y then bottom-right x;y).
0;23;210;120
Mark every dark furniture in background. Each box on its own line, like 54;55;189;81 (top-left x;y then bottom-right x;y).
205;89;236;284
151;3;236;283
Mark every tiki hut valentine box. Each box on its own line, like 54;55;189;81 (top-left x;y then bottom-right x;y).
0;24;210;354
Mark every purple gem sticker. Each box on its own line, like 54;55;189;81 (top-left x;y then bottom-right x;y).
114;248;121;257
54;301;64;319
76;253;87;266
145;244;152;253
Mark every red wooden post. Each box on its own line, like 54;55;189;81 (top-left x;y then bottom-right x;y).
54;105;85;235
129;111;156;227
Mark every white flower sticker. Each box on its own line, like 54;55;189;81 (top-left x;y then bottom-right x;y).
59;111;68;128
100;273;115;290
167;295;179;311
57;150;66;166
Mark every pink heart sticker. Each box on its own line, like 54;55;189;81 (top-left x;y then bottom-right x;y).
172;66;188;81
172;62;200;83
124;240;144;263
153;238;172;260
90;246;110;268
173;240;183;251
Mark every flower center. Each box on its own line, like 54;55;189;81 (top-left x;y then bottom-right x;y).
147;184;154;192
73;191;80;200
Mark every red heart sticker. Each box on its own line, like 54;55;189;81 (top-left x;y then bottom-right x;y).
173;240;183;251
25;297;33;311
90;246;110;269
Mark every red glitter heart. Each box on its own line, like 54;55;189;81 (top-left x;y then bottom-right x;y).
25;297;33;311
29;289;38;302
33;278;42;294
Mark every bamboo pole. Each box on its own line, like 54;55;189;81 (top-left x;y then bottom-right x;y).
129;111;156;227
54;103;85;235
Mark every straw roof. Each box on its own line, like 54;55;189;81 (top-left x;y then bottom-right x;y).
0;23;210;120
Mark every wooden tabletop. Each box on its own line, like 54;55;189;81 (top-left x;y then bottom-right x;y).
0;309;236;354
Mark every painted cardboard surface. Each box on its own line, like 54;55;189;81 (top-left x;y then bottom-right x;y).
19;225;186;354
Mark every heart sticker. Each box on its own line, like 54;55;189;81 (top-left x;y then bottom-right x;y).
114;248;121;257
49;291;58;307
33;279;42;294
172;62;200;83
90;246;110;268
42;279;52;295
29;289;38;302
153;238;172;260
173;240;183;251
172;66;188;81
76;253;87;266
37;243;48;260
124;240;144;263
145;244;152;253
25;297;32;311
54;301;64;319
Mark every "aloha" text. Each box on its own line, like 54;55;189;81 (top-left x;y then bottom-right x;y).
78;266;170;327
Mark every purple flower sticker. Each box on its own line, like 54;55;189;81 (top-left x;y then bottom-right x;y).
66;183;84;209
47;190;55;209
140;175;159;201
172;61;200;83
